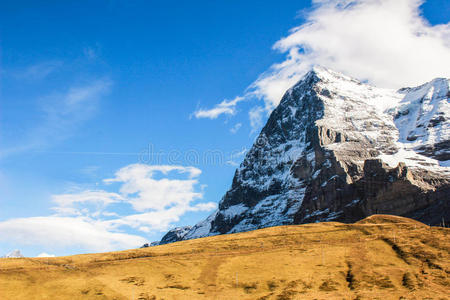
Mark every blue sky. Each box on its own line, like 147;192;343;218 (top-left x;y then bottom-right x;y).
0;0;449;257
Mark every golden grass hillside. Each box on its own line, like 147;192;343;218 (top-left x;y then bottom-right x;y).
0;215;448;300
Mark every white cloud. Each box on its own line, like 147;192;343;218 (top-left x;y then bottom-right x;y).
51;190;124;217
249;106;266;133
191;202;217;211
104;164;203;212
37;252;55;257
250;0;450;110
0;163;216;253
138;226;151;233
230;123;242;134
226;160;239;167
193;96;244;119
104;201;216;232
197;0;450;131
52;190;123;208
0;216;146;252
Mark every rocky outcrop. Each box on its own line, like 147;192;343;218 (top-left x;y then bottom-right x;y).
159;226;192;245
162;67;450;243
296;159;449;225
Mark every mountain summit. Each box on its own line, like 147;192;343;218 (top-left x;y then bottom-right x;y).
2;250;24;258
162;67;449;243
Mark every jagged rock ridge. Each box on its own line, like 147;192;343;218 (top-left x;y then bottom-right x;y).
165;67;450;243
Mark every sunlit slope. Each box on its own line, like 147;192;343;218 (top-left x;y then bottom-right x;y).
0;215;448;300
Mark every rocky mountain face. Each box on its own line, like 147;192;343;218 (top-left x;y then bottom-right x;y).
158;226;192;245
163;67;450;243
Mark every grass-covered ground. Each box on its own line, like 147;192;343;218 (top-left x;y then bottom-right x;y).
0;215;448;299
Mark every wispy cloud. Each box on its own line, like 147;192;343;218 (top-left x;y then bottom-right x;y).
0;78;112;158
51;190;124;217
83;46;99;60
226;147;248;167
12;60;63;81
249;106;266;134
193;96;244;119
230;123;242;134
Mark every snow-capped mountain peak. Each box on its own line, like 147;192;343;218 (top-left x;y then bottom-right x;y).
159;68;449;244
2;250;24;258
393;78;449;161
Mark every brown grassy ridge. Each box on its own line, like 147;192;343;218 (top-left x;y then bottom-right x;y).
0;214;448;300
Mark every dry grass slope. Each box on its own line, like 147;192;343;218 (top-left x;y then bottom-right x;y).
0;215;448;299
